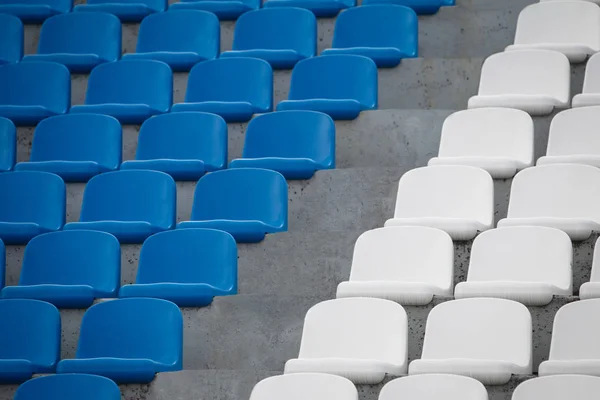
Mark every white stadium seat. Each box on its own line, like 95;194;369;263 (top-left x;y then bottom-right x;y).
573;52;600;107
284;298;408;384
468;50;570;115
454;227;573;305
379;375;488;400
512;375;600;400
428;108;534;179
408;298;532;385
505;1;600;63
336;226;454;305
384;165;494;241
580;237;600;299
249;373;358;400
497;164;600;240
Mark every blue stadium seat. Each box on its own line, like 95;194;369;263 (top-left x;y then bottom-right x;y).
0;62;70;126
229;110;335;179
0;14;23;64
119;229;237;306
220;8;316;69
169;0;259;20
322;5;418;67
22;13;121;74
178;168;288;242
14;374;121;400
0;117;16;172
172;58;272;122
0;0;72;23
0;299;60;383
120;112;227;181
74;0;166;21
0;171;65;245
14;114;122;182
361;0;446;14
1;231;120;308
277;55;378;120
56;298;183;383
70;60;172;124
263;0;354;17
63;170;176;243
122;11;219;72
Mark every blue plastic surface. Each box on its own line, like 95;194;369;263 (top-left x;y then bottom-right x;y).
70;60;172;124
120;229;237;306
277;54;377;120
22;13;121;73
263;0;354;17
169;0;259;20
0;117;16;172
177;168;288;242
14;374;121;400
74;0;166;21
1;231;120;308
361;0;444;14
322;5;417;67
172;58;272;122
14;114;122;182
0;14;23;64
0;171;65;245
63;170;176;243
0;0;72;22
122;11;219;72
230;110;335;179
0;299;60;383
0;61;70;126
56;298;183;383
120;112;227;181
220;8;316;69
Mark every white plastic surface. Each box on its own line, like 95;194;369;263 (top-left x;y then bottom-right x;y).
249;373;358;400
428;108;534;178
454;227;573;305
284;298;408;384
468;50;571;115
539;299;600;376
542;0;600;4
336;226;454;305
512;375;600;399
379;375;488;400
384;165;494;240
579;238;600;298
408;298;532;385
497;164;600;240
573;52;600;106
505;1;600;62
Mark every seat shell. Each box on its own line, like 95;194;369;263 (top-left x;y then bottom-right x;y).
361;0;448;14
263;0;355;17
0;14;23;64
168;0;259;20
73;0;166;22
249;374;358;400
512;375;600;400
573;52;600;107
378;375;488;400
0;117;16;172
0;0;72;23
14;374;121;400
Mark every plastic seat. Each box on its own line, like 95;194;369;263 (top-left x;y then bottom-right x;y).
379;375;488;400
539;299;600;376
0;171;65;245
506;1;600;63
177;169;288;243
360;0;447;14
497;164;600;241
580;237;600;299
336;226;454;305
14;374;121;400
171;58;272;122
284;298;408;384
119;229;237;306
120;112;227;181
454;227;573;305
384;165;494;241
249;374;358;400
0;0;72;22
56;298;183;383
277;55;378;120
428;108;534;179
14;114;122;182
409;298;532;385
0;117;16;172
1;231;120;308
0;299;60;383
122;11;219;72
263;0;354;17
74;0;165;21
573;53;600;107
468;50;570;115
63;170;176;243
229;110;335;179
512;375;600;399
70;60;172;124
169;0;259;20
220;8;317;69
0;61;70;126
0;14;23;64
321;5;418;68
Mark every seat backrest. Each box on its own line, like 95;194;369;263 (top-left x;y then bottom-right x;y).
0;0;72;13
333;5;417;57
548;299;600;359
582;52;600;94
14;374;121;400
249;374;358;400
378;375;488;400
80;170;176;227
243;110;335;166
0;13;23;63
86;0;165;10
31;114;121;167
512;375;600;400
21;230;120;294
288;55;378;109
546;106;600;157
233;8;316;58
0;117;16;171
76;298;182;367
136;112;227;170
